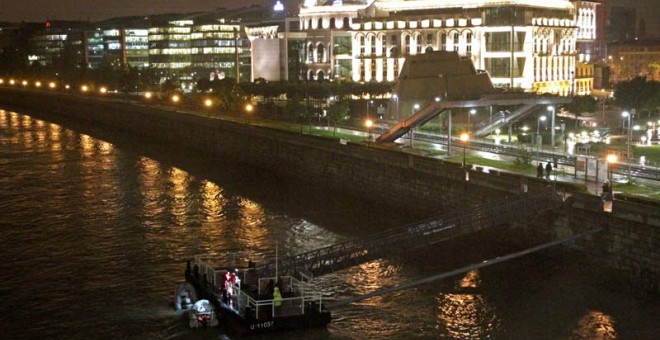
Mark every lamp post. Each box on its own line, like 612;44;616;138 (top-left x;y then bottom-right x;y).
460;132;469;167
365;118;374;141
468;109;476;127
392;94;399;121
537;115;547;135
366;99;373;120
606;153;617;201
537;115;546;152
622;111;632;182
547;105;555;149
411;104;420;147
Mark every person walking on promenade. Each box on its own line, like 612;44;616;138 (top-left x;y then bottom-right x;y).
602;180;612;200
537;162;544;178
545;162;552;180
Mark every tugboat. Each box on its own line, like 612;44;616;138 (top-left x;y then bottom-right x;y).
175;253;331;333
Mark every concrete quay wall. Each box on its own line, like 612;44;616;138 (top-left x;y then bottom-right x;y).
0;88;657;293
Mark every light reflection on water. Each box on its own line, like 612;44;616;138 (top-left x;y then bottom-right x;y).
1;109;658;339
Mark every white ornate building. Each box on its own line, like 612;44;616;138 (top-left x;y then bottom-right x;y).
293;0;600;96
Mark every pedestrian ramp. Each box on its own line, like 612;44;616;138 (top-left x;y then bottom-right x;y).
376;102;446;143
256;190;563;277
473;103;537;136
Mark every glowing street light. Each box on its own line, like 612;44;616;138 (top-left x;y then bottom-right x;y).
99;86;108;94
547;105;555;148
171;94;180;103
0;78;4;85
65;84;70;90
204;98;213;108
35;81;42;88
459;132;469;167
468;109;476;126
21;80;28;86
144;92;153;99
606;153;617;183
392;93;399;121
48;82;56;89
365;118;374;141
244;103;254;112
9;79;16;85
537;115;547;135
81;85;89;92
621;111;631;158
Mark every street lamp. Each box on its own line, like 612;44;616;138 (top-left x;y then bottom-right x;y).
468;109;476;126
606;153;617;200
171;94;180;103
459;132;469;167
365;118;374;141
392;94;399;121
366;99;373;120
622;111;631;158
547;106;555;149
537;115;547;135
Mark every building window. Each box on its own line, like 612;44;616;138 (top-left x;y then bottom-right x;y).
370;36;376;55
485;57;511;77
405;35;410;54
466;32;472;57
453;32;459;52
360;36;365;56
317;43;325;63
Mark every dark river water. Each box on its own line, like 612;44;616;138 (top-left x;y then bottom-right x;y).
0;108;658;340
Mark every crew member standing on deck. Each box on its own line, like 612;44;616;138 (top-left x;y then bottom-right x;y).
273;286;282;315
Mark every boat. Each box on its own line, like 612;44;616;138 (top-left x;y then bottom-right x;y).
177;253;332;334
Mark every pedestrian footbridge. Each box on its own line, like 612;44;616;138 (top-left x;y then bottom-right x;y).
376;95;572;143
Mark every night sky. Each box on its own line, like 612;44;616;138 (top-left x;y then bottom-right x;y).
0;0;268;22
0;0;657;37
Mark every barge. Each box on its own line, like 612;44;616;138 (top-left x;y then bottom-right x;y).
176;253;331;334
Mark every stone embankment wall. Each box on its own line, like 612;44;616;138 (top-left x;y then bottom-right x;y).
0;88;657;293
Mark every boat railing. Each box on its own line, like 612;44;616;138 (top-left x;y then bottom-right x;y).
242;291;324;319
191;254;325;319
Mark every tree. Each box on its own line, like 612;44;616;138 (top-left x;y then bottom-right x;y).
562;95;597;128
327;97;350;135
614;76;660;115
211;78;243;113
285;93;308;133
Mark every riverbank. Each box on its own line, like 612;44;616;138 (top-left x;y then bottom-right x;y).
0;87;657;296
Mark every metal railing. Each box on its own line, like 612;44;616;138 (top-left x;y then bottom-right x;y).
255;190;562;278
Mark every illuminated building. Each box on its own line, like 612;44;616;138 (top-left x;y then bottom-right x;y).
292;0;601;95
29;21;87;66
191;20;245;80
607;38;660;83
148;20;193;70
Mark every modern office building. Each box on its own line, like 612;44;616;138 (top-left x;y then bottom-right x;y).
28;21;88;67
191;20;245;80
